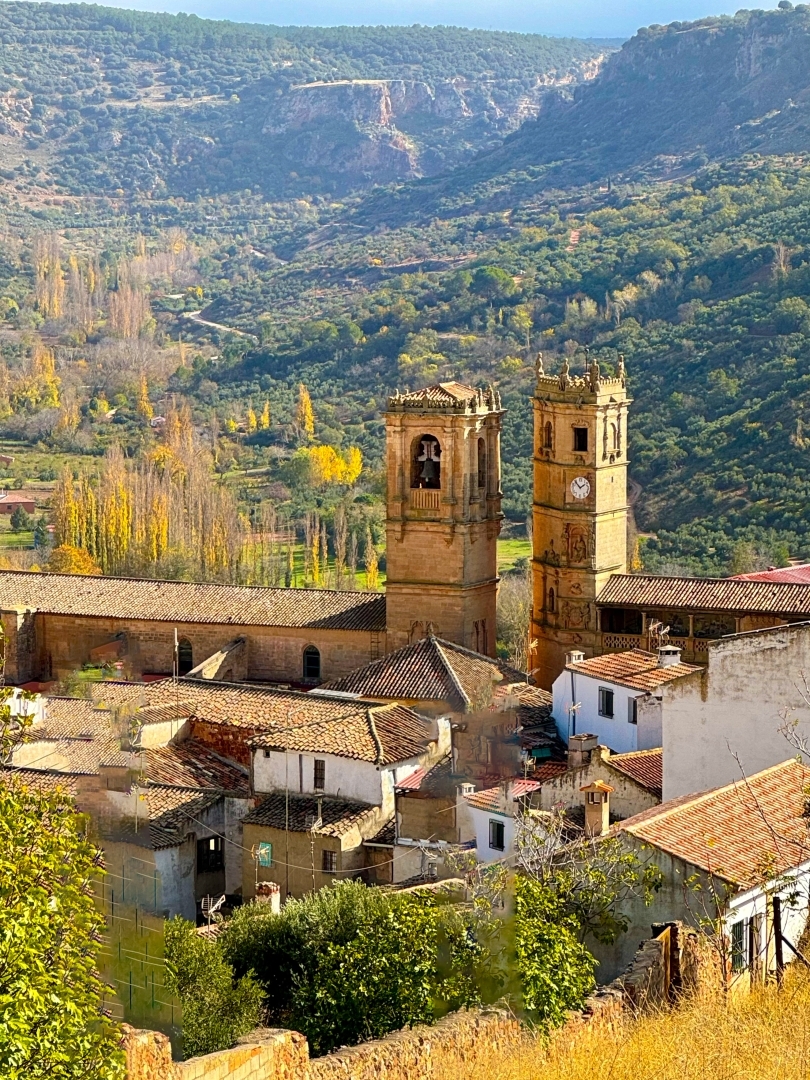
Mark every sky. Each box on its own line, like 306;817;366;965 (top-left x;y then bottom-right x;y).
86;0;747;40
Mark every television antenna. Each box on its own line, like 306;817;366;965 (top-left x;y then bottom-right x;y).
201;893;226;928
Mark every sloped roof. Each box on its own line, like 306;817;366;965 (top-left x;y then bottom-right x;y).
396;753;456;797
0;766;77;796
617;759;810;888
464;778;542;814
609;748;663;798
143;742;249;796
597;574;810;618
567;649;700;691
388;382;480;408
0;569;385;630
732;564;810;584
321;635;529;712
243;792;384;838
248;702;433;765
142;787;223;849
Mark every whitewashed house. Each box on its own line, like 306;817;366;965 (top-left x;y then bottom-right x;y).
460;778;542;864
551;647;699;755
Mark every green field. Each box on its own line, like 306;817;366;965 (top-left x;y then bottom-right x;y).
497;538;531;575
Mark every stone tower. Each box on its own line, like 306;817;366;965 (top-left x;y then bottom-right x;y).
385;382;503;657
530;354;631;688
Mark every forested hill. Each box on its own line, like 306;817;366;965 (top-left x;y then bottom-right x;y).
0;3;610;198
367;6;810;223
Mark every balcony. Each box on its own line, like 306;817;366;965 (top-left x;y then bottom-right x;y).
598;633;711;663
410;488;440;512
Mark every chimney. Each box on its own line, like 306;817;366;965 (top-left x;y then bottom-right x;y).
581;780;614;837
255;881;281;914
568;732;598;769
458;782;475;797
567;649;585;666
657;645;682;668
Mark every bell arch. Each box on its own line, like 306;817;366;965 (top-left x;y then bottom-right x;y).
411;434;441;490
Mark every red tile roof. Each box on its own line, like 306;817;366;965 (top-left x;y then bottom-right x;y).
387;382;496;411
532;761;570;783
597;574;810;618
567;649;700;691
464;779;541;814
321;635;530;712
0;570;385;630
617;759;810;887
732;564;810;584
609;748;663;798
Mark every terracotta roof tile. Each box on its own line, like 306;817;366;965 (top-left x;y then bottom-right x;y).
141;787;223;849
396;754;456;797
243;793;384;838
0;569;385;630
609;748;663;797
532;761;570;783
143;742;249;795
464;779;541;814
732;565;810;584
617;759;810;887
388;382;481;409
567;649;700;691
598;574;810;618
0;766;77;796
322;635;528;712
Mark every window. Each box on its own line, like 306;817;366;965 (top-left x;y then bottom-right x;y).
731;919;747;972
177;637;193;676
573;427;589;452
628;698;638;725
543;420;553;450
598;687;615;718
412;434;441;489
313;758;326;791
263;748;272;758
322;849;337;873
477;438;487;488
489;819;505;851
303;645;321;680
197;836;224;874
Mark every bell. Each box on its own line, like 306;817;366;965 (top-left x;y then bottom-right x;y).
420;458;438;482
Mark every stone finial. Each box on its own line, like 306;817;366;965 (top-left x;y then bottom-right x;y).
559;357;570;391
617;353;626;387
535;351;544;377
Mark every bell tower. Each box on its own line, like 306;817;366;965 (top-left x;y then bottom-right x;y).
385;382;503;657
530;354;631;689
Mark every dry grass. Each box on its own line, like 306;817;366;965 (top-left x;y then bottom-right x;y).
453;973;810;1080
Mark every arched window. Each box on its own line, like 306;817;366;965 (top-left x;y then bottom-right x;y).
544;421;553;450
411;434;441;490
177;638;193;676
303;645;321;680
477;438;487;489
548;587;556;614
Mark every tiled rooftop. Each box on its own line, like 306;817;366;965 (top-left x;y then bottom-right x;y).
321;635;531;712
143;742;250;796
0;766;77;795
0;569;386;631
248;702;433;765
142;787;223;849
395;754;456;797
463;778;541;814
243;793;384;838
387;382;491;410
617;759;810;887
567;649;700;691
609;748;663;798
732;564;810;584
598;574;810;617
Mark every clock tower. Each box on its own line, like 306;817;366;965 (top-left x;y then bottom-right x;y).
530;354;631;689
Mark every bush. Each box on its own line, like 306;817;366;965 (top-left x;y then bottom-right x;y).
164;918;264;1059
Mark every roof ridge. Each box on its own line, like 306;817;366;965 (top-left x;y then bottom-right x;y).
623;758;802;832
366;705;386;765
434;638;472;709
612;747;662;760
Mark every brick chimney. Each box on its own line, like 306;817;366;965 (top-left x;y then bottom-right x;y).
568;732;598;769
580;779;614;837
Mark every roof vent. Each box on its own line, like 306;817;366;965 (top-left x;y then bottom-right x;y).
657;645;682;668
458;782;475;796
567;650;585;665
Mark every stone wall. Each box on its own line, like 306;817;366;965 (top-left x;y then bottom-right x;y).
122;1026;309;1080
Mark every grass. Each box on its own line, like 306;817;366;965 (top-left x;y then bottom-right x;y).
449;971;810;1080
498;538;532;574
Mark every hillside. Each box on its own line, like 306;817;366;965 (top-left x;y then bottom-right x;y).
0;4;609;198
366;5;810;223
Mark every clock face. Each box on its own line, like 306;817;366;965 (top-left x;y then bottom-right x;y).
570;476;591;500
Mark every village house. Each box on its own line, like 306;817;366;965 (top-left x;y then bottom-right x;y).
460;778;543;865
595;758;810;983
551;646;698;753
536;737;661;819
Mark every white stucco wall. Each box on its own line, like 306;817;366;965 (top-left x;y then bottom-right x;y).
467;804;516;864
253;749;385;804
552;669;642;754
725;862;810;983
661;624;810;801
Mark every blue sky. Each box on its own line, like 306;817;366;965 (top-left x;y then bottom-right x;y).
90;0;746;40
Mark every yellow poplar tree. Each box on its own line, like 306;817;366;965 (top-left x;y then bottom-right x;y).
259;401;271;430
52;466;78;548
246;405;257;434
296;384;315;442
137;374;154;421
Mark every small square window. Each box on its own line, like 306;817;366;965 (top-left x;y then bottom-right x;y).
314;758;326;791
598;687;615;718
263;748;272;758
573;427;589;452
489;819;505;851
628;698;638;725
322;849;337;873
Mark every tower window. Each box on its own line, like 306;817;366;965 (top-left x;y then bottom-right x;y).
477;438;487;488
412;434;441;490
573;427;589;452
544;421;553;450
177;638;193;676
303;645;321;680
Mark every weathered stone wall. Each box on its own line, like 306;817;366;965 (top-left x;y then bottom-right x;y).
122;1026;309;1080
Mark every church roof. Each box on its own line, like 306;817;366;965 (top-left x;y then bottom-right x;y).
598;574;810;617
320;635;535;712
0;570;386;631
387;382;501;412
